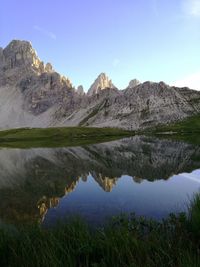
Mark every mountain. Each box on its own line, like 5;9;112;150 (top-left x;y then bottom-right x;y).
126;79;140;89
76;85;85;95
87;72;116;96
0;39;200;130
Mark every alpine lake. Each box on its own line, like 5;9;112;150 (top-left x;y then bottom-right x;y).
0;130;199;227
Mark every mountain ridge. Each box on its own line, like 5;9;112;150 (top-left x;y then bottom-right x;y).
0;39;200;130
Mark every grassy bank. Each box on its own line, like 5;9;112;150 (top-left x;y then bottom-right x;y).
147;114;200;145
153;114;200;134
0;127;134;148
0;114;200;148
0;193;200;267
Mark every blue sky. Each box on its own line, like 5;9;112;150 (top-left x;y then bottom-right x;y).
1;0;200;90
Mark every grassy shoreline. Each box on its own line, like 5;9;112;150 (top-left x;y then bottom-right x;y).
0;192;200;267
0;127;135;148
0;114;199;148
142;114;200;145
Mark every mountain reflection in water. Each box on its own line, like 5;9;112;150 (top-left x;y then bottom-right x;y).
0;136;199;225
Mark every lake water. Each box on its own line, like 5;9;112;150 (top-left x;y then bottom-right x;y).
0;136;200;226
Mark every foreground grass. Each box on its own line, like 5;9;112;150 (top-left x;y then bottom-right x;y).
1;193;200;267
0;127;134;148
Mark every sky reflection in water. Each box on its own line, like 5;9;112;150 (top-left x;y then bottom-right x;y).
44;169;200;226
0;136;199;225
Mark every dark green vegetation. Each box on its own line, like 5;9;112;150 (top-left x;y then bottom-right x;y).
145;114;200;145
153;114;200;133
0;127;134;148
0;193;200;267
0;114;199;148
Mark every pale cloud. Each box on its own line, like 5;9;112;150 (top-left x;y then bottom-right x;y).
183;0;200;17
33;25;56;40
171;71;200;90
112;58;120;68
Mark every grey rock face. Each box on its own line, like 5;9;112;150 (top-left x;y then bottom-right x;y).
0;40;44;86
77;85;85;95
18;72;74;115
127;79;140;88
0;48;3;62
45;63;53;72
1;40;44;75
0;39;200;130
87;73;116;96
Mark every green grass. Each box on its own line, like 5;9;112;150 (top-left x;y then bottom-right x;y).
1;194;200;267
187;193;200;240
0;114;200;148
151;114;200;134
0;127;134;148
144;114;200;145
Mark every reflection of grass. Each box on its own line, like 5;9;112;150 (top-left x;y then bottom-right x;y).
1;193;200;267
191;154;200;161
0;127;134;148
147;132;200;146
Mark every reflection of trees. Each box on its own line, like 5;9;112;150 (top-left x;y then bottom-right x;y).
0;136;199;224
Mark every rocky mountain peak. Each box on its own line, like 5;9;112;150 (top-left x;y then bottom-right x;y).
1;40;44;72
77;85;85;95
0;39;200;131
127;79;140;88
87;72;115;96
0;40;58;87
45;62;53;72
61;76;72;87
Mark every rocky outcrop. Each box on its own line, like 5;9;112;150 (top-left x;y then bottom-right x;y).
126;79;140;88
18;72;74;115
45;62;53;73
76;85;85;95
0;40;44;86
87;73;116;96
2;40;41;70
0;39;200;130
0;48;3;62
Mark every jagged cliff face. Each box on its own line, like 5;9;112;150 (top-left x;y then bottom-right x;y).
126;79;140;89
76;85;85;96
0;40;200;130
87;73;116;96
0;40;76;128
0;40;51;86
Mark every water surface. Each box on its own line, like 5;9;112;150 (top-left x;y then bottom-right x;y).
0;136;199;225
